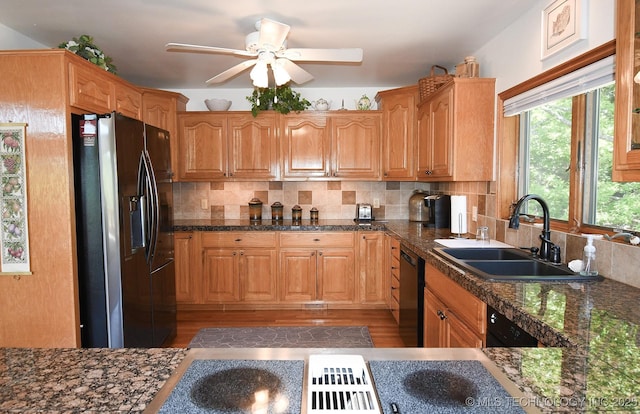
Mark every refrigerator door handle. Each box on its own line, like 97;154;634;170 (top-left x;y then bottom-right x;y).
143;150;160;264
138;152;157;264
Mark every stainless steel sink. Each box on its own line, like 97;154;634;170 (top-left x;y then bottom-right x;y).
434;247;602;282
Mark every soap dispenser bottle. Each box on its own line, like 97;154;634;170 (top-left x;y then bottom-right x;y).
580;235;598;276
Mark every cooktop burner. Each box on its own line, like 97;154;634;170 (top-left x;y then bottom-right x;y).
190;368;283;411
369;360;524;413
159;360;304;414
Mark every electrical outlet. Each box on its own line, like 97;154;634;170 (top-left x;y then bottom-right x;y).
373;198;380;208
472;205;478;222
201;199;208;210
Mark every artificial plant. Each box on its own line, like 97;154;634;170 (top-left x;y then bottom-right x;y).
246;84;310;117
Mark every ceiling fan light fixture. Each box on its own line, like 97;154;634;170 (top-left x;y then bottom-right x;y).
272;59;291;86
250;60;268;88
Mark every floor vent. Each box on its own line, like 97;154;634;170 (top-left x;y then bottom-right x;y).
307;355;381;413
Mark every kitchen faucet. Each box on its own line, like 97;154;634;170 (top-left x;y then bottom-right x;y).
509;194;557;262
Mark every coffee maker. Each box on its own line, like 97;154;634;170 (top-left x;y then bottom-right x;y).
408;190;450;228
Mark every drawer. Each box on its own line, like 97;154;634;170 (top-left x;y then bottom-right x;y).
391;276;399;301
390;237;400;260
426;263;486;335
201;231;276;248
279;232;354;248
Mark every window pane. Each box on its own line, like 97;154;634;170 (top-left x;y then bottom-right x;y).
586;84;640;231
524;98;572;221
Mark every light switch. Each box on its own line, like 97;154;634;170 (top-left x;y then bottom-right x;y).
472;205;478;222
373;198;380;208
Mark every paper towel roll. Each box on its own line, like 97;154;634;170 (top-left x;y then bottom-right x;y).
450;195;468;235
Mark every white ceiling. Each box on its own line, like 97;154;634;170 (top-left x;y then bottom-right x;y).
0;0;536;89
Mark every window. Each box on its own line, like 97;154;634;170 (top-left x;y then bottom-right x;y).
516;81;640;232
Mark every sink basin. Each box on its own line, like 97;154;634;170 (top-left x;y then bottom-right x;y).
439;248;529;261
434;248;602;282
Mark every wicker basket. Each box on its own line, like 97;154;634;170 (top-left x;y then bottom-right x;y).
419;65;454;102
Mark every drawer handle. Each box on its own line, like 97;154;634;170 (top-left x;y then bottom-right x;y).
313;238;321;242
437;310;447;320
235;238;242;242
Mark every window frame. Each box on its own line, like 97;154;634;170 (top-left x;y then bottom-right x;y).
496;41;615;235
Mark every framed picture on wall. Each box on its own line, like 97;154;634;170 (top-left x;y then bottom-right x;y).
541;0;587;59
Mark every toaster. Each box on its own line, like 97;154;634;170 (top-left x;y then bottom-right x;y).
355;203;373;221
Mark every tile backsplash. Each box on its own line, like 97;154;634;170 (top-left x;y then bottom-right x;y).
173;179;640;289
173;181;432;221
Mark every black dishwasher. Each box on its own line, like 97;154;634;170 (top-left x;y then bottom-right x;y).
399;246;425;347
486;305;538;347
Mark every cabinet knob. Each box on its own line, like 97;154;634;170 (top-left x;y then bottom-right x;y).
437;310;447;320
319;251;323;256
425;170;433;175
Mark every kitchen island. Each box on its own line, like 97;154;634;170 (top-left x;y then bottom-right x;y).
2;219;639;413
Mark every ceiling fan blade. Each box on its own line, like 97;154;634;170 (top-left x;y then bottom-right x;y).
165;42;256;58
258;18;290;50
278;59;314;85
205;60;257;85
283;48;363;63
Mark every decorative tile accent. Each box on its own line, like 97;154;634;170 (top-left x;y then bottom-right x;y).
341;190;356;204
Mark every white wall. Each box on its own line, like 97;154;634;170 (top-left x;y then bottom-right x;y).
0;23;47;48
169;86;397;112
473;0;615;94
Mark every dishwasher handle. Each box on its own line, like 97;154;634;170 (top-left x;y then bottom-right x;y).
400;250;417;267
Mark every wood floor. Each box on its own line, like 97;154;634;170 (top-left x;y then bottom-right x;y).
166;309;405;348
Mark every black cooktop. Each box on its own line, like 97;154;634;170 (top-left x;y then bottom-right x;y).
159;359;304;414
368;360;524;414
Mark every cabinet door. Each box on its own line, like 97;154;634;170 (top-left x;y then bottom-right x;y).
178;113;228;180
279;249;317;301
202;248;240;302
114;82;142;120
424;289;448;347
378;87;417;180
317;248;355;302
174;232;200;304
358;232;386;304
331;114;381;179
228;113;278;179
68;61;113;113
240;248;278;302
281;114;331;178
415;102;433;179
429;89;453;178
447;312;484;348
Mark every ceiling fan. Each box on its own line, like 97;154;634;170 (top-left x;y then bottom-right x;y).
165;18;363;87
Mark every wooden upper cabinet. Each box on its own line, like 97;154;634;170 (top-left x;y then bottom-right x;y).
331;113;381;179
178;112;228;180
141;88;188;182
416;78;495;181
177;112;278;180
113;81;142;120
227;113;278;179
376;86;418;180
68;60;114;113
281;113;331;178
614;0;640;181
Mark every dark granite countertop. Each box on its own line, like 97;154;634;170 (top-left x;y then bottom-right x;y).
2;220;638;413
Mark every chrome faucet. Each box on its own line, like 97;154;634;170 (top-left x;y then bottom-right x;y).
509;194;556;262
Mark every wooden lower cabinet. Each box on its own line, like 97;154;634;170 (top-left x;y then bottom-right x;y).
358;231;386;304
279;232;355;304
424;263;486;347
200;232;278;305
174;232;201;303
174;231;389;309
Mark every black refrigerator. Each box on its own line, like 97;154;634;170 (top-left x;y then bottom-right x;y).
72;112;176;348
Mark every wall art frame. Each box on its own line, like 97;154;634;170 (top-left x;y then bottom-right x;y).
541;0;588;60
0;123;31;275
